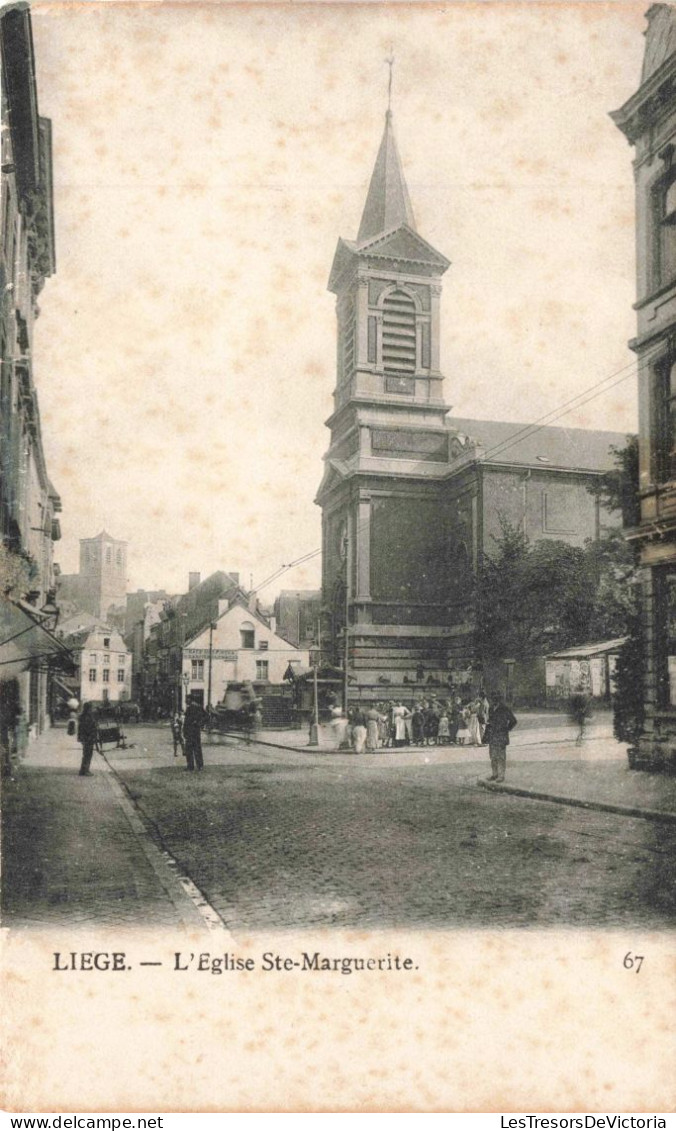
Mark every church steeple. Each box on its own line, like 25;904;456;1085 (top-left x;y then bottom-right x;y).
326;89;450;430
357;110;416;243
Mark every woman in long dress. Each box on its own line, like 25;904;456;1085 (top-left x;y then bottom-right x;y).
366;706;381;751
352;708;368;754
392;703;410;747
330;706;348;749
456;705;469;745
468;699;482;745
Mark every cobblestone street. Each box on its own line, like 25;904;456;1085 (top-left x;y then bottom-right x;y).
103;727;675;933
5;722;672;934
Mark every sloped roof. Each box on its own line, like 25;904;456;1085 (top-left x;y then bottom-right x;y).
547;638;627;660
357;111;416;243
642;4;676;82
450;417;631;472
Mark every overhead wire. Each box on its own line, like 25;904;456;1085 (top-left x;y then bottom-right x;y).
477;357;642;464
250;353;643;591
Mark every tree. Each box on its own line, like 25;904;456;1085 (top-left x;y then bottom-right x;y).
587;434;640;528
475;520;598;663
611;607;645;745
587;436;644;745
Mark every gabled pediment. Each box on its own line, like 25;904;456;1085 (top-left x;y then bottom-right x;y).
314;459;348;504
328;238;358;293
328;225;449;293
358;224;450;271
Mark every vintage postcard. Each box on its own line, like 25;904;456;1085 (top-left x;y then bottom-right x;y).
1;0;675;1114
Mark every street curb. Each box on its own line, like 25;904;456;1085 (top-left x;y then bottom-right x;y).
99;757;232;932
477;779;676;822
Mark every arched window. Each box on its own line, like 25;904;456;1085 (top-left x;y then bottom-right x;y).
382;289;417;374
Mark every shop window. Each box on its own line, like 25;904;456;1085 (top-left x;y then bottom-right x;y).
256;660;269;681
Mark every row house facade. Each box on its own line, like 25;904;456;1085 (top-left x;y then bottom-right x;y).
62;624;132;707
142;570;307;715
0;4;63;755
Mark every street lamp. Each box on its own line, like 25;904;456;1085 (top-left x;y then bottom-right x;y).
182;673;190;710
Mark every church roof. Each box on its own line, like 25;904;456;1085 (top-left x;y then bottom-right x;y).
642;4;676;83
450;417;631;472
357;110;416;243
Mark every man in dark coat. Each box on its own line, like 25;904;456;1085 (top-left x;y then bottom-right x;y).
77;703;99;776
485;692;517;782
183;697;207;771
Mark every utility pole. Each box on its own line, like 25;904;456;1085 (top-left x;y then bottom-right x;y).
343;518;350;715
207;621;216;710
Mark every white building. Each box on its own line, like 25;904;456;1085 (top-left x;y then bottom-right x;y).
64;624;132;706
181;597;308;708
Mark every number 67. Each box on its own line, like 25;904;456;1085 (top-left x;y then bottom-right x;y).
623;952;644;972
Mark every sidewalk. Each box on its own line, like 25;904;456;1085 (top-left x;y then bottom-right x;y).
1;725;208;930
479;760;676;820
238;724;676;821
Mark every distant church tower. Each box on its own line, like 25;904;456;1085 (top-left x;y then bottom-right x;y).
78;531;127;621
317;103;471;699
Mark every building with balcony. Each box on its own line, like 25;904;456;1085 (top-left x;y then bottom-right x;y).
611;2;676;768
1;3;64;755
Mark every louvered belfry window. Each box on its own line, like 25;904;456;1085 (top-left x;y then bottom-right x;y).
382;289;417;374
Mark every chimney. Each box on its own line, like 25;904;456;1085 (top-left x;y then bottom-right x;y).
188;572;200;592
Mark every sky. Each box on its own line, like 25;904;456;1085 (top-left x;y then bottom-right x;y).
29;0;646;599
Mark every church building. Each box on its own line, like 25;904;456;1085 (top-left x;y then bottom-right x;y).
317;105;629;704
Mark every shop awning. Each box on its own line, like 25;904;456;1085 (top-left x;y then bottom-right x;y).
0;597;74;682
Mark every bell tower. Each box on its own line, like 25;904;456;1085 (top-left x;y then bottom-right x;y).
317;102;471;700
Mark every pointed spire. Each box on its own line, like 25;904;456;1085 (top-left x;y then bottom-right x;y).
357;110;416;244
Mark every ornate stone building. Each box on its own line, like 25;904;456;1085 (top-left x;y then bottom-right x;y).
316;108;464;695
612;3;676;768
317;109;628;703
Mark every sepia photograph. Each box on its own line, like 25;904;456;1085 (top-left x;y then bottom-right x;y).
0;0;674;1113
